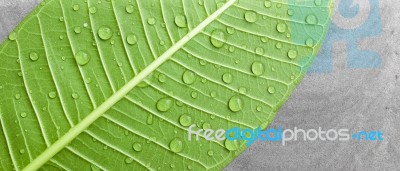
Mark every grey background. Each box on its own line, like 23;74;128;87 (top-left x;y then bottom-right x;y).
0;0;398;170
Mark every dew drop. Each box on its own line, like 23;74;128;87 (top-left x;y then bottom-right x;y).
15;94;21;100
29;52;39;61
179;114;192;127
132;142;142;152
244;10;258;23
314;0;322;6
208;150;214;156
238;87;247;94
226;27;235;34
306;15;318;24
210;91;217;98
225;139;239;151
210;30;226;48
158;74;167;83
169;138;183;153
98;26;113;40
228;96;244;112
72;93;79;99
251;62;265;76
73;4;80;11
174;15;187;28
288;50;298;59
268;87;276;94
126;34;138;45
75;51;90;66
147;114;153;125
125;157;134;164
147;18;156;25
19;149;25;154
276;23;286;33
306;38;314;47
48;92;57;99
222;73;233;84
255;47;264;55
156;98;173;112
74;26;82;34
264;0;272;8
182;70;196;85
276;42;282;49
20;112;27;118
8;32;16;41
89;6;97;14
191;92;198;99
126;5;134;14
287;9;294;16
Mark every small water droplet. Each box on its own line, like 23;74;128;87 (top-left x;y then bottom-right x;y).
208;150;214;156
268;87;276;94
251;62;265;76
238;87;247;94
228;96;244;112
226;27;235;34
306;15;318;24
15;94;21;100
210;91;217;98
169;138;183;153
315;0;322;6
19;149;25;154
210;30;226;48
182;70;196;85
132;142;142;152
126;34;138;45
179;114;192;127
89;6;97;14
174;15;187;28
74;26;82;34
244;10;258;23
126;5;134;14
257;106;263;112
147;114;153;125
191;91;198;99
158;74;167;83
255;47;264;55
75;51;90;66
125;157;134;164
225;139;239;151
20;112;27;118
264;0;272;8
288;50;298;59
73;4;80;11
222;73;233;84
8;32;16;41
277;23;286;33
287;9;294;16
156;98;173;112
48;92;57;99
72;93;79;99
147;18;156;25
276;42;282;49
98;26;113;40
306;38;314;47
29;52;39;61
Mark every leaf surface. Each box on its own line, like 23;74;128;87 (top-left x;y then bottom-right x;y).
0;0;333;170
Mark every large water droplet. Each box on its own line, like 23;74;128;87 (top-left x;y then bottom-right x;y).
210;30;226;48
127;34;138;45
132;142;142;152
156;98;173;112
182;70;196;85
179;114;192;127
222;73;233;84
169;138;183;153
228;96;244;112
98;26;113;40
29;52;39;61
251;62;264;76
174;15;187;28
244;11;258;23
75;51;91;66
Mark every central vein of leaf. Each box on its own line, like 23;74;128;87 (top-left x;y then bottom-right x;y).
22;0;237;170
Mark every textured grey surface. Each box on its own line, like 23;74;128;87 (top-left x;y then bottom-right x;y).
0;0;399;171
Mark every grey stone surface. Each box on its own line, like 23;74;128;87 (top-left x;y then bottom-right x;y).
0;1;398;171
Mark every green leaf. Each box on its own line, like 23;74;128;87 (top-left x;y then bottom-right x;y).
0;0;333;170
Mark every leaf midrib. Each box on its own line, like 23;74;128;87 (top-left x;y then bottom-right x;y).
22;0;237;170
